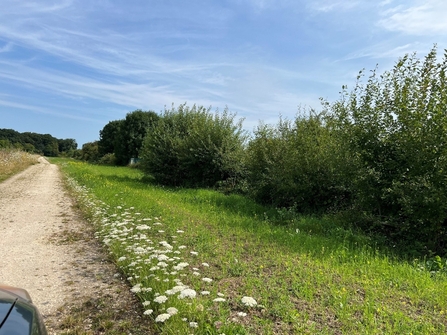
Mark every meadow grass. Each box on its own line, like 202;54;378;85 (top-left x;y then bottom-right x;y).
0;149;39;182
57;159;447;335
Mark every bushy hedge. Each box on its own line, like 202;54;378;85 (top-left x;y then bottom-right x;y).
140;104;247;188
244;110;352;213
97;47;447;255
325;46;447;254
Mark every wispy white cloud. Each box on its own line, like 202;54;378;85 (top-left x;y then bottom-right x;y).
308;0;362;12
0;98;96;121
379;0;447;35
2;0;74;15
2;0;447;146
341;43;417;61
0;42;13;53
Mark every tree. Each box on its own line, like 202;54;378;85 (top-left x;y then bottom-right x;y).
114;110;159;165
80;141;100;162
58;138;78;153
98;120;123;157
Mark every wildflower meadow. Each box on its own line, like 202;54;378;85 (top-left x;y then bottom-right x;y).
58;160;447;334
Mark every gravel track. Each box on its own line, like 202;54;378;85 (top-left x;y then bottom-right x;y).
0;157;131;333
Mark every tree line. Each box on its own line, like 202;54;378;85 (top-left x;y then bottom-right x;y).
0;128;77;156
84;46;447;256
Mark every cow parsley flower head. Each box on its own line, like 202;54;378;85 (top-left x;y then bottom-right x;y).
241;296;257;307
173;262;189;271
154;295;168;304
130;284;142;293
167;307;178;315
178;288;197;299
166;285;187;295
155;313;171;322
143;309;153;315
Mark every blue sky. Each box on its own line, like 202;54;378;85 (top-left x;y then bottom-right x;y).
1;0;447;147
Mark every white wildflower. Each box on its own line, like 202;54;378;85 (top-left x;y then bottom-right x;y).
166;285;187;295
155;313;171;322
202;262;210;267
154;295;168;304
237;312;247;317
130;284;142;293
202;277;213;283
241;296;257;307
201;291;210;295
189;321;198;328
173;262;189;271
157;261;168;268
143;309;153;315
167;307;178;315
213;298;226;302
179;288;197;299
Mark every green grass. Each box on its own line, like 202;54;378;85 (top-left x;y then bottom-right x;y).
57;159;447;334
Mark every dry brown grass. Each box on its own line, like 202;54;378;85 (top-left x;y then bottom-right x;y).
0;149;39;182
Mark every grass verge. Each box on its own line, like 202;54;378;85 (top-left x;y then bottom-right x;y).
56;159;447;334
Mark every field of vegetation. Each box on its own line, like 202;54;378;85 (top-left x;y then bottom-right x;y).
57;160;447;334
0;149;39;182
5;47;447;334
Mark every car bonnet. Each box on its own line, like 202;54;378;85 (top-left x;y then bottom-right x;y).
0;288;18;329
0;286;36;334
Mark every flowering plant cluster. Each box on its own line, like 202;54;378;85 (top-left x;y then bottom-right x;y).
66;176;259;333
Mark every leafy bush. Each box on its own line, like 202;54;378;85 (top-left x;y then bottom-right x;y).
140;104;247;188
98;153;117;166
326;46;447;254
244;109;352;213
80;141;100;163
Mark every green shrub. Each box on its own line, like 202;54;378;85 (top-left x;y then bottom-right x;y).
326;46;447;254
98;153;117;166
244;109;352;213
140;104;247;188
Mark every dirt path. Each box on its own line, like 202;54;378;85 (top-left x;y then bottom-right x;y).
0;157;147;334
